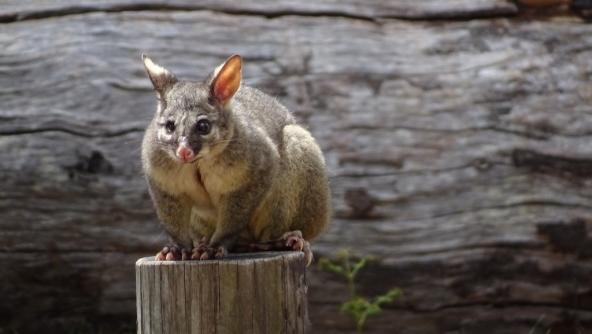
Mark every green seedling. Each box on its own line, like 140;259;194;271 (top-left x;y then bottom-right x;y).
319;249;401;333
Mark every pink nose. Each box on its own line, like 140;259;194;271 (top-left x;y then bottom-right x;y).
176;145;195;162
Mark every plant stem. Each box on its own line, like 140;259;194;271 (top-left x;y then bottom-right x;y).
347;274;356;297
343;255;356;297
356;312;367;333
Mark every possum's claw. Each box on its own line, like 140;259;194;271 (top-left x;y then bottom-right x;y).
155;245;190;261
191;244;227;260
282;231;313;266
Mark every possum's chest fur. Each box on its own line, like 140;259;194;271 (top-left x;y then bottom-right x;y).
150;162;217;224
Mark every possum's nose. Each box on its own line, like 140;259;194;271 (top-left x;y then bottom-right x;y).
176;143;195;163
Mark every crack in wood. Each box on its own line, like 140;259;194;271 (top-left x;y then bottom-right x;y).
0;4;379;24
341;124;551;140
385;201;592;222
536;218;592;258
513;149;592;178
313;299;592;314
0;126;144;138
0;2;519;24
397;301;592;314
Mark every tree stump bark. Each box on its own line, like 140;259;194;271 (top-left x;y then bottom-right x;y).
135;252;308;334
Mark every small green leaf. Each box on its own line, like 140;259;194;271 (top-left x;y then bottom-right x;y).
374;288;401;306
365;304;382;316
318;258;346;276
341;297;371;315
336;248;351;260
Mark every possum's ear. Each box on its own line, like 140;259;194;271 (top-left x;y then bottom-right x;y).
209;55;242;106
142;54;177;96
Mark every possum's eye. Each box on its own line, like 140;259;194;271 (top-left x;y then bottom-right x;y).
165;120;176;133
196;119;211;135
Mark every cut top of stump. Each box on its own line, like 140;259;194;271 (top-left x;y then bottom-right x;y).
136;251;303;267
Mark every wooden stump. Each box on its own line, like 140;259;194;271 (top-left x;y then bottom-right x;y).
135;252;308;334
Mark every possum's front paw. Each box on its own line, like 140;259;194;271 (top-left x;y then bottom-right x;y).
190;244;228;260
155;245;191;261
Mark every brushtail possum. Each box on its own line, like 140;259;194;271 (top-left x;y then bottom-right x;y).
141;54;330;264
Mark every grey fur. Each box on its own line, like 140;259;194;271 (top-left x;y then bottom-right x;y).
141;55;331;255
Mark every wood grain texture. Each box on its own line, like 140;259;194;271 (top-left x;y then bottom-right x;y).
135;252;307;334
0;0;518;23
1;1;592;333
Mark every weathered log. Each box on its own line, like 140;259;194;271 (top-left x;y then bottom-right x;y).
135;252;307;334
1;1;592;333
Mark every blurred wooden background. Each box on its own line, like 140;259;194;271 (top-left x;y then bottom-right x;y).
1;1;592;333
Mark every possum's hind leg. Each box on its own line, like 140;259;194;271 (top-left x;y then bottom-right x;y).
250;230;313;265
281;124;331;241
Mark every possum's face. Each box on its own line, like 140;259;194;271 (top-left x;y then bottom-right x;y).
142;55;242;163
154;82;233;163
